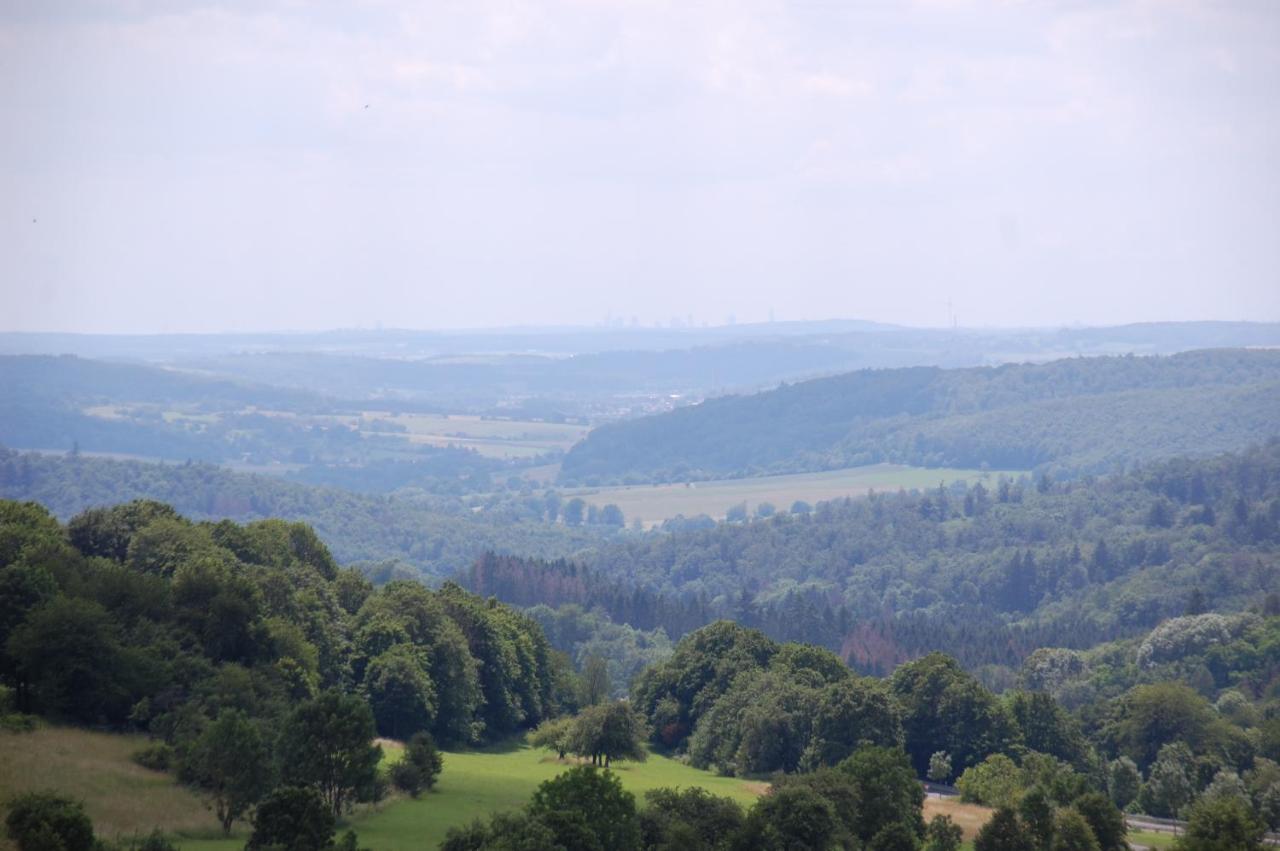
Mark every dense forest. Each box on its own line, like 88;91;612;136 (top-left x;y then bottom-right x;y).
560;349;1280;483
0;450;616;578
476;443;1280;678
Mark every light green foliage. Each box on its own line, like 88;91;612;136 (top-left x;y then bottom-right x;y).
1139;743;1196;818
1175;793;1267;851
1107;757;1141;810
570;700;648;767
958;754;1024;809
929;751;953;783
527;715;576;759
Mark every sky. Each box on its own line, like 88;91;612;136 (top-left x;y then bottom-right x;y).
2;0;1278;334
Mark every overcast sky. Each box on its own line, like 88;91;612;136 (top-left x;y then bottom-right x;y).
2;1;1278;334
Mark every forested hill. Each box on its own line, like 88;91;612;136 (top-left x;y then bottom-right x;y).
559;349;1280;484
0;449;609;578
546;442;1280;675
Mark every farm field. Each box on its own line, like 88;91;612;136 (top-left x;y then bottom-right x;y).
0;728;763;851
368;412;590;459
566;463;1001;527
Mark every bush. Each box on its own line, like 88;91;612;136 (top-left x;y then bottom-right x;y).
246;786;335;851
390;732;443;797
4;791;96;851
131;743;174;772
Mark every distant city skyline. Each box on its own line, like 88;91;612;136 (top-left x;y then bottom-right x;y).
3;1;1279;334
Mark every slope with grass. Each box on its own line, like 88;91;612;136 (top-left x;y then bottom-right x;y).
0;728;764;851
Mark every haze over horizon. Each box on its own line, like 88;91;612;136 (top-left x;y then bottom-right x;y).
4;1;1279;334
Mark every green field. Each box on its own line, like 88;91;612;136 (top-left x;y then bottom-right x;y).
566;463;1001;527
360;412;590;459
0;728;764;851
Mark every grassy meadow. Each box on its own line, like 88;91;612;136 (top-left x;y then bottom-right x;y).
566;463;1000;527
0;729;763;851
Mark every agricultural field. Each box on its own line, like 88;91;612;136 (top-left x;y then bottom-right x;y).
363;412;589;459
0;728;763;851
566;463;1001;527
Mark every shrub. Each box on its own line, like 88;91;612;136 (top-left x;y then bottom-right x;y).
4;791;96;851
246;786;335;851
131;743;174;771
390;732;444;797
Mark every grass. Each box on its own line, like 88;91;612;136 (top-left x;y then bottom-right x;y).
923;796;992;842
1;728;763;851
1127;829;1179;849
364;412;589;459
0;727;225;848
566;463;1003;527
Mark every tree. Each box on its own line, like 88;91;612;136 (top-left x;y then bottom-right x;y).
1018;787;1054;851
640;787;744;851
390;732;443;797
526;766;641;851
1106;757;1140;810
974;808;1034;851
363;645;436;739
581;654;610;706
528;716;576;760
600;504;625;527
572;701;648;767
929;751;953;783
1139;743;1195;818
1050;809;1100;851
1175;793;1266;851
838;745;926;844
4;792;96;851
1109;683;1221;769
924;815;963;851
180;709;272;834
563;498;586;527
246;786;335;851
277;690;383;816
1070;792;1125;851
958;754;1023;809
737;784;844;851
5;597;140;724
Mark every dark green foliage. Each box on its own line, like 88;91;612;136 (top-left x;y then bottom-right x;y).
639;787;744;851
1018;787;1055;851
526;766;641;851
3;792;95;851
276;690;382;816
974;808;1034;851
1049;810;1099;851
363;645;436;740
1103;683;1227;770
924;816;963;851
389;732;443;797
131;743;174;771
891;653;1017;776
440;811;562;851
735;784;845;851
837;745;926;843
1069;793;1126;851
122;830;180;851
5;596;156;724
570;700;648;766
179;709;272;833
246;786;335;851
561;350;1280;483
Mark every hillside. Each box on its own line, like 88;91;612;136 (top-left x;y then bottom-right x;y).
546;443;1280;675
559;349;1280;483
0;449;609;579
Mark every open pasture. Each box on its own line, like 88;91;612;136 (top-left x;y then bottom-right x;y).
0;728;763;851
362;412;589;459
567;463;998;527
